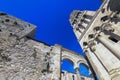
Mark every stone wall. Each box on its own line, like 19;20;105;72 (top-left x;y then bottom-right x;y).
0;11;94;80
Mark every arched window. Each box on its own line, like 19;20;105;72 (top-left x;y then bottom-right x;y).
61;59;75;73
79;63;90;77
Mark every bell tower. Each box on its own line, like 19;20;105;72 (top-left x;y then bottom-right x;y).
70;0;120;80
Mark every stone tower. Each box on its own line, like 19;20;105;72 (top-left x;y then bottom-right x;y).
70;0;120;80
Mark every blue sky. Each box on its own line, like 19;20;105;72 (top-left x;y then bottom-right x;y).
0;0;101;78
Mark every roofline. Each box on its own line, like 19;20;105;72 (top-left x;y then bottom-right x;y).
26;36;51;46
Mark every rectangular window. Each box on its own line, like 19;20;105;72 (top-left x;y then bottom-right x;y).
109;36;119;43
81;77;85;80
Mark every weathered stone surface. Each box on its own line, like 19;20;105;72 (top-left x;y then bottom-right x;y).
70;0;120;80
0;39;44;80
0;12;36;39
0;12;94;80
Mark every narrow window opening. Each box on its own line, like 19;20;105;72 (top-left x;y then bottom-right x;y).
109;36;118;43
81;77;85;80
72;75;74;80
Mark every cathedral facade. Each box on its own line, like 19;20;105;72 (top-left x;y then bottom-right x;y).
70;0;120;80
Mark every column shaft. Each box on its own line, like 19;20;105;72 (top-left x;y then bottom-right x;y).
75;68;81;80
97;36;120;59
85;48;111;80
97;36;120;80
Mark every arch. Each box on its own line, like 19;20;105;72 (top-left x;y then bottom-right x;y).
77;60;89;69
62;55;76;66
79;63;91;77
61;59;76;73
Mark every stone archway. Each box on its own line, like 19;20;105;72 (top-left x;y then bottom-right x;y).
61;48;94;80
79;63;91;76
62;55;76;67
77;60;93;77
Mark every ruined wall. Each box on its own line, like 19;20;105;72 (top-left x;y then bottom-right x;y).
0;12;48;80
0;13;60;79
26;40;60;80
0;12;94;80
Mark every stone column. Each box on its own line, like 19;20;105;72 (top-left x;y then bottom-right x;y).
97;35;120;59
85;48;111;80
96;35;120;80
65;71;69;80
75;68;81;80
63;71;67;80
51;44;62;80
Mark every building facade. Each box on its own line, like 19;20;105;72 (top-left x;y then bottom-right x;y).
70;0;120;80
0;0;119;80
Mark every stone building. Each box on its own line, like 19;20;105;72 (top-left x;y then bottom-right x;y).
70;0;120;80
0;0;119;80
0;10;94;80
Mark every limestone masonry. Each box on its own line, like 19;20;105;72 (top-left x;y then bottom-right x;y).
0;0;120;80
70;0;120;80
0;10;93;80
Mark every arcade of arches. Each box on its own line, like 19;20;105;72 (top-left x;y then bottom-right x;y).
61;48;94;80
0;10;96;80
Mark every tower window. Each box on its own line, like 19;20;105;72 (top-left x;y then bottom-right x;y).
109;36;118;43
81;77;85;80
